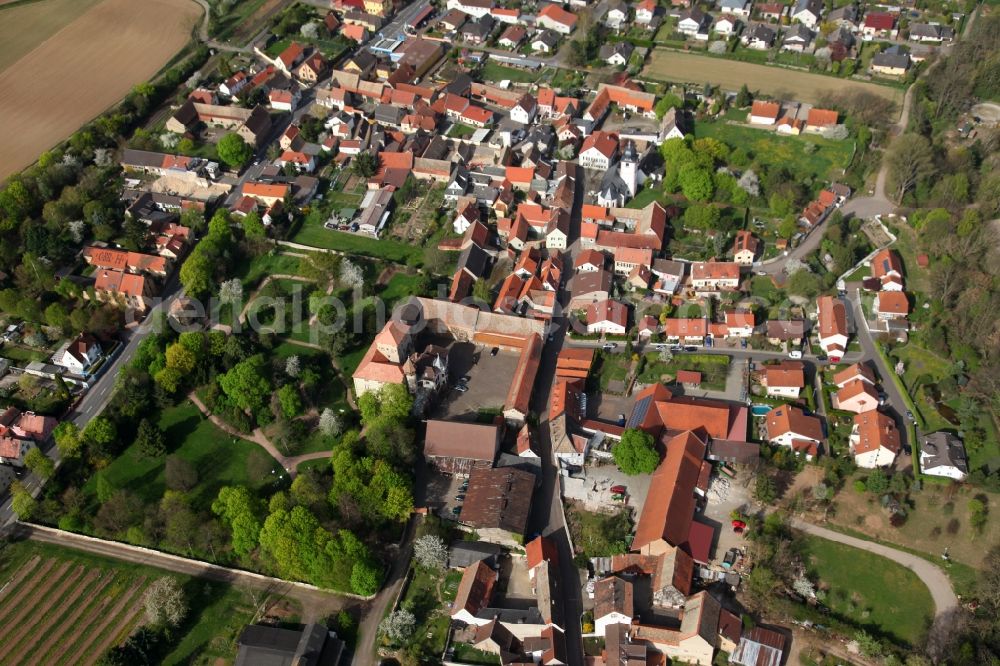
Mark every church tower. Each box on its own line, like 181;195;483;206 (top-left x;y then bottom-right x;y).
620;140;639;198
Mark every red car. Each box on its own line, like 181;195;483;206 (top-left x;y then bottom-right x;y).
611;485;627;495
732;520;747;534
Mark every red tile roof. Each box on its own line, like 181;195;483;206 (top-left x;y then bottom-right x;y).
632;431;706;551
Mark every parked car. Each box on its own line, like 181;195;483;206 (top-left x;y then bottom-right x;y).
669;345;683;352
490;347;499;357
610;485;627;494
454;494;466;501
684;345;698;352
454;385;469;393
602;343;617;351
617;413;626;426
906;410;915;423
789;350;803;359
451;506;462;516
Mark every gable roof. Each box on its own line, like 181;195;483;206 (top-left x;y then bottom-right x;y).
766;405;823;442
461;467;535;534
632;431;706;551
424;420;499;462
453;561;497;615
538;3;578;27
525;535;559;569
764;361;805;388
852;411;901;456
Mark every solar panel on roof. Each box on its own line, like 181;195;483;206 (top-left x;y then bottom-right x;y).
627;396;651;429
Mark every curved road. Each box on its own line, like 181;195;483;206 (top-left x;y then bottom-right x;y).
791;519;958;621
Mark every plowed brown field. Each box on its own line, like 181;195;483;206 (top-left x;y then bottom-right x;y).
0;0;201;180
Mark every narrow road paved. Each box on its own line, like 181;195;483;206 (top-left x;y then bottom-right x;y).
18;523;352;622
354;516;418;665
790;518;958;620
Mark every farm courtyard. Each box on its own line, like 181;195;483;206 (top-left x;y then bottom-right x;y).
0;0;200;179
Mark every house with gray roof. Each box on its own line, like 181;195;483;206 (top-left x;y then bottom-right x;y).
919;432;969;480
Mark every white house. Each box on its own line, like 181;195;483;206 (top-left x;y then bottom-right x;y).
594;576;633;636
678;7;710;35
578;132;619;171
790;0;822;28
536;4;578;34
447;0;494;19
724;311;755;338
719;0;752;18
586;299;629;335
850;411;900;468
53;333;102;376
604;0;629;29
762;361;805;399
510;94;538;125
742;23;776;49
714;15;740;36
453;201;481;234
919;432;969;480
635;0;659;24
765;405;823;459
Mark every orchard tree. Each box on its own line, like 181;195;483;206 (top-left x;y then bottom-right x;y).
318;408;342;437
217;133;254;169
413;535;448;570
378;609;416;645
143;577;187;627
612;429;660;475
284;355;301;378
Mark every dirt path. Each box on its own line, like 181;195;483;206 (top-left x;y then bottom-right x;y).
186;392;304;476
0;555;40;601
1;563;82;651
34;573;115;664
791;519;958;621
20;523;355;625
8;567;100;663
0;559;67;628
67;577;147;666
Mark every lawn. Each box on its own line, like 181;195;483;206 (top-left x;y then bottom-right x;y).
566;503;633;559
594;353;630;392
0;344;51;364
447;122;476;139
85;401;285;511
234;251;308;289
800;535;933;647
377;272;427;304
639;352;730;391
642;48;903;106
694;119;854;186
290;220;424;265
627;185;669;209
479;61;542;84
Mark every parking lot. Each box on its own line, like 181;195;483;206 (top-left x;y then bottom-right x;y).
424;469;469;522
432;342;521;421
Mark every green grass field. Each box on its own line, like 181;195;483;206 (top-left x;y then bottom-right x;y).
479;61;542;84
801;535;933;646
85;401;284;511
234;252;308;289
694;119;854;186
290;222;425;265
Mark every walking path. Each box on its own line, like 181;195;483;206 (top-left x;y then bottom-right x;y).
790;518;958;620
18;523;355;623
186;393;332;475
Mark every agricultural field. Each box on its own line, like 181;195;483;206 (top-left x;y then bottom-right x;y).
0;0;103;72
0;540;264;665
642;49;903;106
0;0;201;180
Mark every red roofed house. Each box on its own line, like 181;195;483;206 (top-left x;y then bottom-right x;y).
833;362;876;388
691;262;741;292
90;269;155;312
805;108;839;133
834;379;880;414
662;318;708;344
579;131;619;170
450;560;498;626
0;408;57;467
632;430;706;556
536;3;578;33
765;405;823;459
575;249;606;272
586;299;629;335
850;411;901;468
874;291;910;320
342;23;368;42
723;311;755;338
275;42;307;75
749;100;781;125
268;88;300;112
870;248;904;291
352;319;413;396
762;361;805;399
862;12;897;39
816;295;848;361
525;535;558;580
732;230;760;265
296;52;328;83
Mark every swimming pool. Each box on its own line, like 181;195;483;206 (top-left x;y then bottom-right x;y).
751;405;772;416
